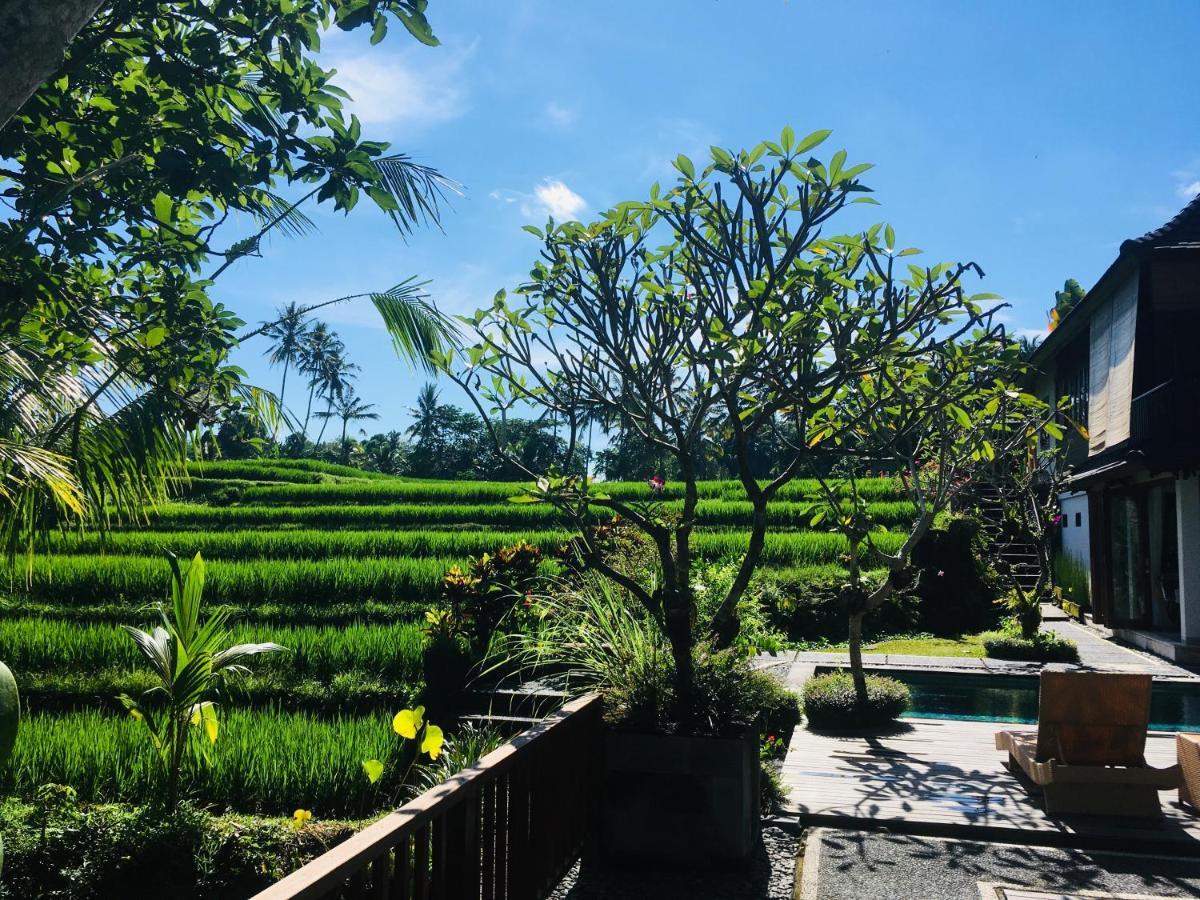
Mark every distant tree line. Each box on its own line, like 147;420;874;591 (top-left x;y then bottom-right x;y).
207;302;886;481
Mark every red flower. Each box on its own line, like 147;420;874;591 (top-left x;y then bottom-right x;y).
648;475;666;492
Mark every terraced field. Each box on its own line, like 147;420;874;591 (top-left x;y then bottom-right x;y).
0;460;909;817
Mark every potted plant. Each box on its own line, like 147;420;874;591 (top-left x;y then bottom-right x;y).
503;576;799;865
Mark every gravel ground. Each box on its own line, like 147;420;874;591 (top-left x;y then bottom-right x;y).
548;824;800;899
808;829;1200;899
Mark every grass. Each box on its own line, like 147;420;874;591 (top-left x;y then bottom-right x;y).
1;553;474;606
6;708;430;817
863;633;988;658
183;476;906;506
0;618;426;684
47;526;909;567
185;459;401;482
140;498;915;532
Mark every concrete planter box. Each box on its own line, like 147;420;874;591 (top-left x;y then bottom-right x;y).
600;728;759;866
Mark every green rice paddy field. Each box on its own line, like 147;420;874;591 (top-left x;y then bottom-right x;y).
0;461;909;816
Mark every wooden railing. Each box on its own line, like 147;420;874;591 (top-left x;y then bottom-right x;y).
254;694;603;900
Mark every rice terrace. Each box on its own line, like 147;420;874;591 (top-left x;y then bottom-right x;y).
3;2;1200;898
0;462;910;818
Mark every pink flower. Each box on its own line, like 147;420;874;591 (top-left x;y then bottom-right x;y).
1052;514;1064;526
648;475;665;492
937;570;945;577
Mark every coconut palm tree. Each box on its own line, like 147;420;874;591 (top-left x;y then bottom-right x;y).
314;351;359;445
315;388;379;463
297;324;342;440
407;383;442;445
260;302;311;438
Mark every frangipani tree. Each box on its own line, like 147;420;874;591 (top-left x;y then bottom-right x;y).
440;129;1016;720
804;328;1054;702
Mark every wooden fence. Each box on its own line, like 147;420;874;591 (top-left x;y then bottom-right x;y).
253;693;603;900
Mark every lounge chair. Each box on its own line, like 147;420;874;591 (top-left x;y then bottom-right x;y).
995;668;1181;817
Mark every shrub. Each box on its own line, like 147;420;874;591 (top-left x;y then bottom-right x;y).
981;629;1079;663
905;514;1000;634
0;797;354;900
503;577;799;737
1054;552;1090;611
802;671;910;729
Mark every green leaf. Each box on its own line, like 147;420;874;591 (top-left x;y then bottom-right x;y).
675;155;695;179
152;192;174;224
794;129;832;155
363;759;384;783
144;327;167;348
884;224;896;250
947;404;972;428
780;125;795;153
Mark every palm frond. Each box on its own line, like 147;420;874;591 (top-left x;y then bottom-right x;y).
245;189;320;241
371;154;461;237
371;278;457;372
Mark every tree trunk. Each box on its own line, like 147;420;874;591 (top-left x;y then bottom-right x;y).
0;0;106;131
274;360;289;440
848;611;868;705
301;385;316;440
340;419;349;463
316;400;333;443
664;598;694;730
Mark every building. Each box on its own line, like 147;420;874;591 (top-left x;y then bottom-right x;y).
1031;196;1200;662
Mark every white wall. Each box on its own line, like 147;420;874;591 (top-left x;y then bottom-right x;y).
1059;491;1090;579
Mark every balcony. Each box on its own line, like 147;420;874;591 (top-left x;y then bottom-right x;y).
1130;376;1200;462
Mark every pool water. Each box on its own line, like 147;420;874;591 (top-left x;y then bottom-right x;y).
879;670;1200;732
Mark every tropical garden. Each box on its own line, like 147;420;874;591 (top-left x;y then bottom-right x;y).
0;1;1078;896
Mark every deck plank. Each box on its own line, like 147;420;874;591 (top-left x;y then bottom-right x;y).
781;718;1200;849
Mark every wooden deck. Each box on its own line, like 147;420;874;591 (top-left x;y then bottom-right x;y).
781;718;1200;851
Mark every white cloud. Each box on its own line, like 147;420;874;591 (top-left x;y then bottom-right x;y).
1178;180;1200;200
490;179;587;221
532;179;586;219
329;41;474;127
544;101;578;128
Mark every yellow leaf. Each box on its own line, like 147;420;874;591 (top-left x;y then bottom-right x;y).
292;809;312;830
393;706;424;739
362;759;384;784
204;713;218;744
421;724;444;760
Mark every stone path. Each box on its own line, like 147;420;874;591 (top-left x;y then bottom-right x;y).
800;829;1200;900
753;611;1200;684
1043;617;1197;680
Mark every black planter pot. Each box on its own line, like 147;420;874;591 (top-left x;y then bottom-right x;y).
600;727;760;866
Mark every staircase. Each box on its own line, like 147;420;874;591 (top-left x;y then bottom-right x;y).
459;675;573;737
962;483;1042;594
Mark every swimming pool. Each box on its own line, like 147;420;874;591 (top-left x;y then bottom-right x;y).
831;669;1200;732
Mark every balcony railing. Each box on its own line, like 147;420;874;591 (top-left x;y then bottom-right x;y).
253;693;603;900
1130;376;1200;454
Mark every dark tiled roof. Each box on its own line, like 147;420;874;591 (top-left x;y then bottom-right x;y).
1124;194;1200;250
1030;196;1200;368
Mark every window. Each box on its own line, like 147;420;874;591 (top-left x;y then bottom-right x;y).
1076;512;1082;527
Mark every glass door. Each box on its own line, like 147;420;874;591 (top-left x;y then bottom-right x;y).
1110;492;1149;625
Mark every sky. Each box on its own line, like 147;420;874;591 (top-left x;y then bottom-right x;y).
216;0;1200;435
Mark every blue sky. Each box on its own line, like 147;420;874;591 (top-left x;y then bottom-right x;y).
217;0;1200;434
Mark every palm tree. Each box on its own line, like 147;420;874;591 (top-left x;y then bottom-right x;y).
314;351;359;445
315;388;379;463
260;302;311;438
297;324;342;440
407;383;441;445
